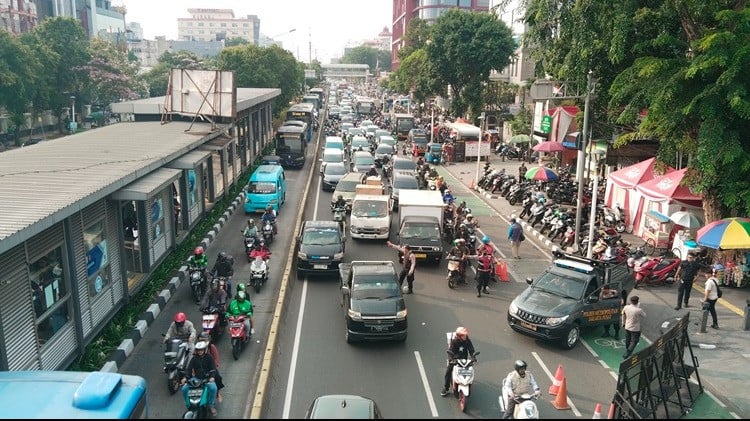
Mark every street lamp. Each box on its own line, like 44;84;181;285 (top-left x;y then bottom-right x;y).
69;95;76;132
586;148;606;258
271;28;296;39
475;112;486;188
430;100;435;142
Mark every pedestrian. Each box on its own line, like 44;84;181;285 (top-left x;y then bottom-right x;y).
386;241;416;294
472;248;495;297
621;295;646;359
702;268;721;329
674;252;701;310
518;162;527;181
600;286;622;339
508;217;524;259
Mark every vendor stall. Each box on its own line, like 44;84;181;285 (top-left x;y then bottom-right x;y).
643;210;672;253
671;230;700;260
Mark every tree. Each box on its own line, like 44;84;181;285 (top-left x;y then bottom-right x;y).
397;18;431;62
0;29;40;127
225;37;249;47
341;46;387;73
390;49;440;105
426;9;515;119
77;38;146;108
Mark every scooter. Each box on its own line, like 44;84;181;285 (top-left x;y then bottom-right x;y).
188;268;208;304
332;205;346;231
181;370;217;419
445;332;479;412
262;220;275;244
162;335;190;395
228;314;251;360
249;254;269;293
447;255;463;289
201;305;225;343
633;255;681;287
498;374;540;419
242;232;259;262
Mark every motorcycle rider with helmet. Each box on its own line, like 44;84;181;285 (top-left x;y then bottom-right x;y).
188;247;208;277
502;360;541;419
181;340;219;416
250;239;272;261
333;194;347;211
442;189;455;205
163;312;197;353
441;326;476;396
225;290;254;336
243;219;258;239
201;279;228;328
261;205;278;235
477;236;494;256
197;332;225;403
365;164;379;178
447;239;471;283
211;251;234;299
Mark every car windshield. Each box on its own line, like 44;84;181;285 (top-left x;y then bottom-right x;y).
302;228;341;245
352;200;388;218
376;145;393;154
248;181;276;194
325;165;347;175
355;157;375;166
323;153;343;163
399;223;439;239
351;276;400;299
533;271;585;299
393;160;416;171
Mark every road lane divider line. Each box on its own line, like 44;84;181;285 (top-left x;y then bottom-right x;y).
282;279;309;418
414;351;440;417
532;351;582;417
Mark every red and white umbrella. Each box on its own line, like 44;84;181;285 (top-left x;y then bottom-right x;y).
532;141;565;153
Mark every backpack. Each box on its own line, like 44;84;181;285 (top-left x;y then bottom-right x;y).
712;279;723;298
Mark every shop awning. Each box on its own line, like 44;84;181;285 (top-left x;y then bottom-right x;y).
111;168;181;201
635;168;702;204
167;149;212;169
608;157;657;189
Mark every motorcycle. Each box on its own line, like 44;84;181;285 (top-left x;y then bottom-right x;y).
228;314;251;360
633;255;681;287
332;205;346;231
181;370;217;419
249;252;270;293
262;220;275;244
498;374;540;419
559;226;576;249
242;232;259;262
447;255;463;289
162;335;191;395
445;332;479;412
602;204;626;233
201;305;225;343
188;267;208;304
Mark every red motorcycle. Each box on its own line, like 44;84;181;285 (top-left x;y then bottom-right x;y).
633;255;680;287
201;304;225;343
228;314;251;360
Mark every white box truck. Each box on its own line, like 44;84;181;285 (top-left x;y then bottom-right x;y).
350;192;392;240
396;190;445;262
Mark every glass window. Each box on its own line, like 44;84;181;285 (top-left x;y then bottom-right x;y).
29;248;70;343
458;0;471;7
84;220;111;297
197;22;204;27
151;198;165;240
476;0;490;8
187;169;197;207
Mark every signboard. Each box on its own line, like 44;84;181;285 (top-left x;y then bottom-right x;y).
304;69;316;79
541;115;552;133
464;140;491;157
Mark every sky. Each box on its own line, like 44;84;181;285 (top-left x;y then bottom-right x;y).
119;0;392;63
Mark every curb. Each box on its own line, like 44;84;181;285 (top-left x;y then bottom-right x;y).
100;190;247;373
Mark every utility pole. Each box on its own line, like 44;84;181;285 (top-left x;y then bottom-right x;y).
573;71;594;253
308;27;312;64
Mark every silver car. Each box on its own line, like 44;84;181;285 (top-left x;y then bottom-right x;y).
321;162;348;191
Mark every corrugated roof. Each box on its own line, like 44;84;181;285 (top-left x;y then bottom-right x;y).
0;121;226;253
110;88;280;115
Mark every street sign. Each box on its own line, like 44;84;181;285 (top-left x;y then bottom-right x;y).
541;115;552;134
304;69;316;79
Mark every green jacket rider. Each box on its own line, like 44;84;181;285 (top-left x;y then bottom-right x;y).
226;291;254;334
188;246;208;269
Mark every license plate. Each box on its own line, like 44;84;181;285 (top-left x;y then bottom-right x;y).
414;253;427;258
188;389;203;398
519;321;537;331
369;325;389;332
313;264;328;270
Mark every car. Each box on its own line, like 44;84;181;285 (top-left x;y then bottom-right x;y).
339;261;407;343
388;156;417;178
324;136;345;151
374;129;391;143
351;150;376;173
390;170;419;210
304;394;383;419
331;172;366;210
350;136;370;154
377;135;397;148
320;147;345;174
373;144;395;167
295;220;346;280
321;162;348;191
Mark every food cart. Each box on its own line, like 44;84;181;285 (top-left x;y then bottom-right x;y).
671;230;701;260
642;210;672;253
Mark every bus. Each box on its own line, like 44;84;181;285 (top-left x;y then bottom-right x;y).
276;123;308;168
0;370;148;418
302;94;321;111
355;97;377;116
309;87;325;104
285;102;315;142
393;113;416;141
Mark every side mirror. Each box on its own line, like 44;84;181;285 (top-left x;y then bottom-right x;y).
525;277;533;285
341;285;350;296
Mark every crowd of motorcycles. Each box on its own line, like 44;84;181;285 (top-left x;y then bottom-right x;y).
476;161;703;290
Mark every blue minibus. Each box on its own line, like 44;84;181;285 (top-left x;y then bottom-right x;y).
245;164;287;214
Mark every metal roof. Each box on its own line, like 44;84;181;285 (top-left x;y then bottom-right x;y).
0;121;226;253
110;168;182;201
110;88;280;115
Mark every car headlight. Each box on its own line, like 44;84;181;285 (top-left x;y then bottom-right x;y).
379;227;389;234
347;308;362;321
508;301;518;315
396;309;407;319
546;315;569;327
297;251;307;259
333;252;344;260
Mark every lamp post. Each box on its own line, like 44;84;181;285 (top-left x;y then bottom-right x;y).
69;95;76;132
586;150;605;258
475;112;485;188
430;100;435;142
573;71;594;252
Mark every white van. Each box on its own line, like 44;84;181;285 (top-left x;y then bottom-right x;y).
320;147;345;174
349;191;391;240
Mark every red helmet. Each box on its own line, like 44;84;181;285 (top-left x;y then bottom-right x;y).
455;326;468;339
194;246;204;256
174;312;187;323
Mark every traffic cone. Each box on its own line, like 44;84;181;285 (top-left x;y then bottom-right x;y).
607;402;616;419
550;377;570;410
592;403;602;419
549;364;564;395
469;178;475;190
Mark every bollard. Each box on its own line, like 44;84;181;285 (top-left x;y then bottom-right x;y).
744;299;750;331
700;302;709;333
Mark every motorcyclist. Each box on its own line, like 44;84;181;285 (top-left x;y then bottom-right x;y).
441;326;476;396
201;279;228;327
464;213;479;230
333;194;347;210
365;164;379;178
502;360;541;419
225;290;254;336
163;312;197;353
477;236;494;257
181;341;219;416
197;332;225;403
243;219;258;239
187;246;208;278
249;239;272;261
261;205;278;235
442;189;455;205
211;251;234;299
447;239;470;283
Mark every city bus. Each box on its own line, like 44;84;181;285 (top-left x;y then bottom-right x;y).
393;113;416;141
276;123;308;168
0;370;148;418
285;102;315;142
309;87;325;104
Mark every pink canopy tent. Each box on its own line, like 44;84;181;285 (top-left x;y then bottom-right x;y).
632;168;703;234
604;157;659;232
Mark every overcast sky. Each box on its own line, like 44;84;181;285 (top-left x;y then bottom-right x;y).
119;0;392;63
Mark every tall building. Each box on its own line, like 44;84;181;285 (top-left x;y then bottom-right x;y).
177;8;260;45
391;0;490;69
489;0;534;86
0;0;37;34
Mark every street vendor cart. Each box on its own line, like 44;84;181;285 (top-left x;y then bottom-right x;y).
642;210;672;254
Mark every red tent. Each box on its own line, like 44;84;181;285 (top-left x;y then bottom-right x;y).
608;157;657;188
635;168;701;205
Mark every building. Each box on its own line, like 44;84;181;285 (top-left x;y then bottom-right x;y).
360;26;391;52
0;0;37;34
177;8;260;45
0;85;279;371
127;36;225;68
391;0;490;69
489;0;534;86
11;0;126;40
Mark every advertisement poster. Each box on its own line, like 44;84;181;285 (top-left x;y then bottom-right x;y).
86;239;108;277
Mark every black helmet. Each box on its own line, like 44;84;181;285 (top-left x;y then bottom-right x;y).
515;360;527;372
218;251;228;261
266;205;273;212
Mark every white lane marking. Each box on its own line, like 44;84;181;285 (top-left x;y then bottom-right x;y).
531;351;582;417
414;351;440;417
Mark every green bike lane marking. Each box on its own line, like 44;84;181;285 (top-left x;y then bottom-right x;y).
582;331;734;419
434;166;493;216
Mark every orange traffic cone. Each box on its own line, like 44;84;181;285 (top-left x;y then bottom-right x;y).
592;403;602;419
549;364;564;395
550;377;571;410
607;402;616;419
469;178;475;190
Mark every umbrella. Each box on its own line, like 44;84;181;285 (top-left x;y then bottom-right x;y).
508;134;530;145
532;141;565;153
525;166;558;181
669;211;702;229
696;217;750;249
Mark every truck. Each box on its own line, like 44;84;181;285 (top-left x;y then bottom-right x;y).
396;189;445;263
339;261;407;343
349;189;391;240
507;250;636;350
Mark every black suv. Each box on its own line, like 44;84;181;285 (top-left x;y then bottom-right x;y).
389;171;419;211
295;221;346;279
339;261;407;343
507;251;635;349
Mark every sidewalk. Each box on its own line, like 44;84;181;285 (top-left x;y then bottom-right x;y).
435;155;749;418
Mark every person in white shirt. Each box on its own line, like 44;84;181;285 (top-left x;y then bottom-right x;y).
621;295;646;359
702;268;720;329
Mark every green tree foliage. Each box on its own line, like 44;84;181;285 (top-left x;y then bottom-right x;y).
341;46;390;73
426;9;515;119
397;18;431;62
77;38;146;107
390;49;440;106
0;29;40;125
225;37;249;47
142;50;207;97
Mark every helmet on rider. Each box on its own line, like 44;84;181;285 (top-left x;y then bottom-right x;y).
455;326;468;340
198;331;210;342
174;312;187;325
195;341;208;352
247;219;254;226
338;195;343;201
194;246;204;257
514;359;528;376
237;291;246;302
482;236;491;244
466;213;474;220
218;251;228;261
265;205;273;213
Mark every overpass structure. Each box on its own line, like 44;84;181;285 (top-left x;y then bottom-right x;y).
321;63;370;82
